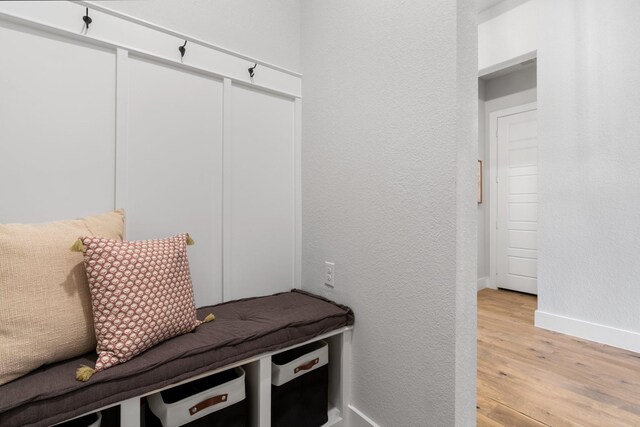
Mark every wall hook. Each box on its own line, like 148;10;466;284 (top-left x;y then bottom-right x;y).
82;8;92;32
248;63;257;78
178;40;188;62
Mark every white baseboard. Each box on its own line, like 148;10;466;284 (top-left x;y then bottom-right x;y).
477;276;489;291
347;405;380;427
535;310;640;353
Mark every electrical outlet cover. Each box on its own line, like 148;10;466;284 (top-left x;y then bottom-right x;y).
324;261;335;287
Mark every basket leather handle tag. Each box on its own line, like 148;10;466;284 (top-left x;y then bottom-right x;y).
189;394;228;416
294;357;319;374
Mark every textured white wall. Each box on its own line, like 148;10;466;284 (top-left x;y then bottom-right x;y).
455;1;478;425
537;0;640;339
301;0;477;425
96;0;301;71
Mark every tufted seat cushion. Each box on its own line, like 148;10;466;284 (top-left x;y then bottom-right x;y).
0;290;354;427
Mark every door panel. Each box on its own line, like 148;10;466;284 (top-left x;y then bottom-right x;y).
509;257;537;277
509;175;537;194
507;121;537;140
509;204;537;222
509;146;537;167
509;230;537;250
497;108;538;294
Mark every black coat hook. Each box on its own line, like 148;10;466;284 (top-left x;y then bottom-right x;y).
248;63;257;78
82;8;92;31
178;40;188;62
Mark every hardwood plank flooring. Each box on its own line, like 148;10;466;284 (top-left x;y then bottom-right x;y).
477;289;640;427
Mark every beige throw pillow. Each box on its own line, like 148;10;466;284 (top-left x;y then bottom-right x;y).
0;210;125;385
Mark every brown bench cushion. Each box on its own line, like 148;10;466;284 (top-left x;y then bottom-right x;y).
0;290;354;427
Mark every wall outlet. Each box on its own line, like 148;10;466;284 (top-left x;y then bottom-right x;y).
324;261;335;287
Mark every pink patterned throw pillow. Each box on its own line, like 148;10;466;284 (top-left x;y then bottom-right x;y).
73;233;213;381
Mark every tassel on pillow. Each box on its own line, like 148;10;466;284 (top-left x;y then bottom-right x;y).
70;238;85;252
76;365;95;382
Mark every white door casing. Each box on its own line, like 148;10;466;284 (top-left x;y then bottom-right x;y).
490;103;537;294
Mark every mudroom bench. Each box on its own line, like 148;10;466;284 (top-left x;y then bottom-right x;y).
0;290;354;427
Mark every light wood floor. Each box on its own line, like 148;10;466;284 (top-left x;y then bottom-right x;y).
477;289;640;427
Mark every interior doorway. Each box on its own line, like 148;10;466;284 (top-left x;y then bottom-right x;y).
491;104;537;294
478;61;537;295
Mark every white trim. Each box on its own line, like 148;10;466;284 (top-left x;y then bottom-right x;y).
120;397;140;425
129;49;301;100
246;357;272;427
478;50;537;79
222;78;233;302
294;98;302;289
78;0;301;77
0;1;301;99
478;0;533;24
535;311;640;354
114;48;128;214
332;329;352;419
488;102;537;291
477;276;489;291
347;405;380;427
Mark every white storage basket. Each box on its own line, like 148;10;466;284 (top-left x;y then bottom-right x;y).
271;340;329;427
271;340;328;386
147;367;245;427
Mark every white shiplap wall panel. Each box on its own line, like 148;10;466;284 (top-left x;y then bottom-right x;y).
226;84;295;300
0;22;116;223
126;56;224;307
0;6;301;305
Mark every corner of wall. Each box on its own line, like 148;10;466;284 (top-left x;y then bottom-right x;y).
455;0;478;424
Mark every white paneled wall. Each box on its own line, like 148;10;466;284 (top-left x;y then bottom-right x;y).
225;85;295;300
126;58;224;306
0;22;116;223
0;2;301;307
